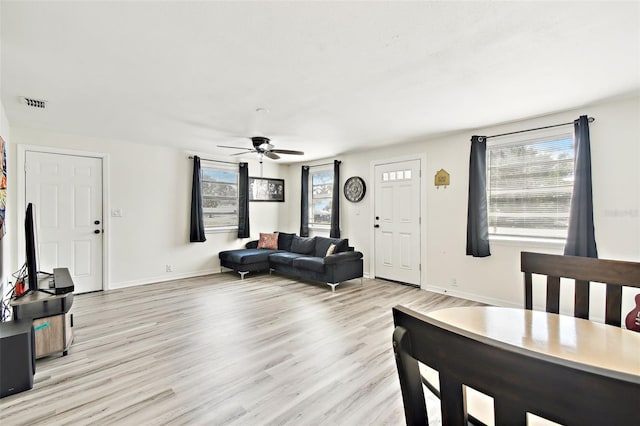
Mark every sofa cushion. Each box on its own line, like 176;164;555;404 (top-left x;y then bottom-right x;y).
292;257;325;273
258;232;279;249
314;237;349;258
277;232;295;251
219;249;276;265
269;252;307;266
290;236;316;255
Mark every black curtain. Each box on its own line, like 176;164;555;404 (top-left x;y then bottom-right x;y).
300;166;310;237
466;136;490;257
238;162;250;239
564;116;598;258
330;160;341;238
189;156;206;242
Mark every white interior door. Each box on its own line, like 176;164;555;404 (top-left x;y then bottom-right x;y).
25;151;103;293
374;159;421;286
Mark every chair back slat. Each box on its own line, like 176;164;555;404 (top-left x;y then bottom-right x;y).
521;252;640;326
606;284;623;327
524;272;533;310
494;399;527;425
545;276;561;314
574;280;590;319
439;376;468;425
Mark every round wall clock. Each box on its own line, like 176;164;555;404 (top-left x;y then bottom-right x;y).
344;176;366;202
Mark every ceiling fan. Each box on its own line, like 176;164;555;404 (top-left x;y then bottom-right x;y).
218;136;304;160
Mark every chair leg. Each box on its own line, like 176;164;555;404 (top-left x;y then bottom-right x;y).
393;326;428;425
328;282;339;292
238;271;248;280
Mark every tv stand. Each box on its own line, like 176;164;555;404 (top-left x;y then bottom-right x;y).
12;288;54;300
10;268;75;358
12;270;55;300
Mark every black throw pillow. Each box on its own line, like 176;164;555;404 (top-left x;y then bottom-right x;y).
290;236;316;255
277;232;295;252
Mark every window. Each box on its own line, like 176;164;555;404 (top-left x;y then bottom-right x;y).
382;169;411;181
487;134;574;239
311;169;333;226
201;165;238;229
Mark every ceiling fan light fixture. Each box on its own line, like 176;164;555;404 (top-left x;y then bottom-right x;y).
251;136;271;149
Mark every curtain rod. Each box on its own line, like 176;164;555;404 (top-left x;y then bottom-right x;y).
305;161;340;168
480;116;595;141
188;156;237;165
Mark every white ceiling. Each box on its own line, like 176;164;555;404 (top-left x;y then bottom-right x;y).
2;1;639;163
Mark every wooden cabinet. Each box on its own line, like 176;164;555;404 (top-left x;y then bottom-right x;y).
32;308;73;358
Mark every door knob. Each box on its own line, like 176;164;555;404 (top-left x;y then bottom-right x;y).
374;224;380;228
94;220;101;225
94;230;101;234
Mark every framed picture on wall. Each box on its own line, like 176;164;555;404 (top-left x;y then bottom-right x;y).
249;177;285;202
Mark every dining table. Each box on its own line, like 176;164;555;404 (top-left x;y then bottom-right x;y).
426;306;640;379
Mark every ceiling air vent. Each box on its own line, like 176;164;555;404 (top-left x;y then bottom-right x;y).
23;97;47;109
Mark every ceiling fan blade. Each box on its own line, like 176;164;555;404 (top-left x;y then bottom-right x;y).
271;149;305;155
217;145;253;151
230;150;256;156
264;151;280;160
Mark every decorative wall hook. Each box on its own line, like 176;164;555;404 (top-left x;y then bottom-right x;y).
435;169;450;189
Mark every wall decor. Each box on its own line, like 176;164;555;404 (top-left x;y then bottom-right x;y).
0;136;5;239
434;169;450;189
344;176;366;202
249;177;285;202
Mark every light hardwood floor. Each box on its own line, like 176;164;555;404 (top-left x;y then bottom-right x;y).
0;273;482;425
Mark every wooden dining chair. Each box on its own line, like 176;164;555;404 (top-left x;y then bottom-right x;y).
520;252;640;327
415;252;640;426
392;305;639;426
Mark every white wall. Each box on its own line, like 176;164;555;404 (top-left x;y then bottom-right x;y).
285;94;640;312
5;94;639;313
8;127;287;289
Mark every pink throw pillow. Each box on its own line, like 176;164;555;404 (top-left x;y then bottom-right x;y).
257;232;279;249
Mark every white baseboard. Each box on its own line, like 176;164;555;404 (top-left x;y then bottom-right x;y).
422;284;520;308
108;269;221;290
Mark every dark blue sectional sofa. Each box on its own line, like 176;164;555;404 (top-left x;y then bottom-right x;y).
218;233;364;291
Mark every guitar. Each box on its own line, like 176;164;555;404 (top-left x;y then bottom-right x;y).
624;294;640;332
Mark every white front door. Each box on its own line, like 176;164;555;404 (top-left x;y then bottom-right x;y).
25;151;103;293
374;159;421;286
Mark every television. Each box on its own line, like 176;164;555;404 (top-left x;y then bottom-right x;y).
24;203;39;294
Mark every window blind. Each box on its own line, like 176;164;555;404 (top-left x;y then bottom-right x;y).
487;135;574;239
201;166;239;228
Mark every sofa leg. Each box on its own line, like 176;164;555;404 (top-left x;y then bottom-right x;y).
328;283;338;292
238;271;249;280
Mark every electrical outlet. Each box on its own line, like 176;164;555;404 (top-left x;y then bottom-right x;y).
165;264;173;272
